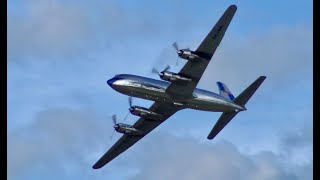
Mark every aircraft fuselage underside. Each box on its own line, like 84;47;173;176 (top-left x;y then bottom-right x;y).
107;74;244;112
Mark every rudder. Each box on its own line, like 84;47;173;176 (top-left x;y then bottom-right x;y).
217;81;235;101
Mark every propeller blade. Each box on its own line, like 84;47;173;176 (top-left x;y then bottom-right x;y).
112;114;117;125
175;57;179;66
152;65;170;75
110;129;115;140
152;67;159;74
123;111;130;122
172;42;179;51
128;97;132;107
163;65;170;72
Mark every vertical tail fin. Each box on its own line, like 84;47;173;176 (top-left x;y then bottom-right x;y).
216;81;235;101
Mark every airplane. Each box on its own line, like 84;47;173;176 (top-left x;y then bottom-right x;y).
93;4;266;169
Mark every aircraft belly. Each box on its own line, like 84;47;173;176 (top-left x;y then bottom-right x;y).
113;83;172;103
186;97;235;112
111;78;237;112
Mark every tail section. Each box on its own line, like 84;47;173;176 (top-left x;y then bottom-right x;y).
216;81;235;101
207;76;266;140
233;76;267;107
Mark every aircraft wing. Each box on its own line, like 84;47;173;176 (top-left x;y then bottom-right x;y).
166;5;237;98
92;102;182;169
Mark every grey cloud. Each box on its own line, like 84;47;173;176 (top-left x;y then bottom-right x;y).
129;132;311;180
8;108;112;179
281;122;313;150
8;0;93;60
7;108;312;180
279;117;313;163
7;0;199;61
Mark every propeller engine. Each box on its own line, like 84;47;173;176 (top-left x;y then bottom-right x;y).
172;42;200;61
151;65;191;85
112;114;120;131
152;65;171;78
110;114;142;136
128;97;162;120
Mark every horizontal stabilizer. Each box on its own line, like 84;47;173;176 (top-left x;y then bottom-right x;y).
207;111;238;140
207;76;266;140
233;76;266;106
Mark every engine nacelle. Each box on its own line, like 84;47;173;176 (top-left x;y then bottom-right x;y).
178;49;200;61
129;106;162;120
114;123;142;135
159;71;192;85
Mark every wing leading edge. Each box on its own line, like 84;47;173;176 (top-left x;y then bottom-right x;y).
166;5;237;98
93;102;182;169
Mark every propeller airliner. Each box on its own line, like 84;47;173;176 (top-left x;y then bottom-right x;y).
93;5;266;169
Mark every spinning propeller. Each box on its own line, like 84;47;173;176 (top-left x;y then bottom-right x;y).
172;42;181;66
151;65;170;77
110;97;133;140
150;42;188;75
172;41;190;65
110;115;118;140
172;42;182;56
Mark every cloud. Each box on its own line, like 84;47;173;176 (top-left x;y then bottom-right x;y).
199;24;313;91
7;108;113;179
7;107;312;179
7;0;200;62
7;0;93;60
278;116;313;165
281;120;313;150
128;131;312;180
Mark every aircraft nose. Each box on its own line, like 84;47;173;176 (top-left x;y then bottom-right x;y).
107;78;116;87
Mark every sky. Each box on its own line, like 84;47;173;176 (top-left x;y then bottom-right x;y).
7;0;313;179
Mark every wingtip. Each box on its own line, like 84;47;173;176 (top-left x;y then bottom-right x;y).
260;76;267;80
229;4;237;10
207;135;214;140
92;164;101;169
